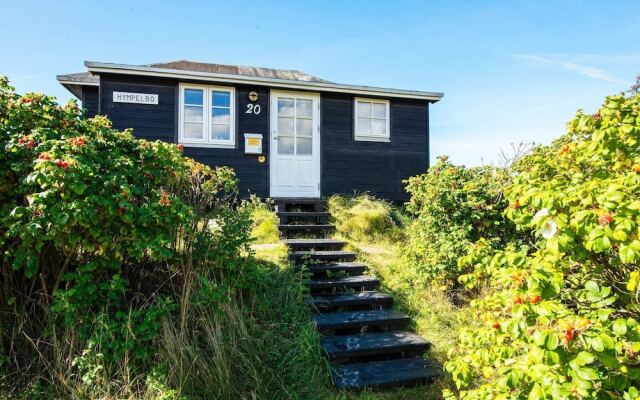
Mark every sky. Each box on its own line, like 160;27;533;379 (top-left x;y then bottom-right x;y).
2;0;639;166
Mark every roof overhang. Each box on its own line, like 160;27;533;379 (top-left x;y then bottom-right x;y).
56;72;100;98
85;61;443;102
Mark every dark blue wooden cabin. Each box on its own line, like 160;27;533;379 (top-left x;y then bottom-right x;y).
58;61;442;201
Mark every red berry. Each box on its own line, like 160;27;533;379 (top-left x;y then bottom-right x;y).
492;322;501;330
598;214;613;225
117;207;125;214
39;153;51;161
565;329;574;342
514;295;523;305
27;141;35;150
530;295;542;304
54;159;69;169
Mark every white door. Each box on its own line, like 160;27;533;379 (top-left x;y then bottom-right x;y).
270;90;320;198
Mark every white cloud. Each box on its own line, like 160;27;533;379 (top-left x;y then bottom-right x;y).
9;74;38;82
515;54;629;84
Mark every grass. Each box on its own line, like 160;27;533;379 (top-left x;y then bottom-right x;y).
243;194;470;399
1;196;464;399
326;194;474;399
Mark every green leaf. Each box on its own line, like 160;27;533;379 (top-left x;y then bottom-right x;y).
620;244;637;264
590;336;605;352
573;351;595;366
627;271;640;291
545;333;559;350
613;319;628;336
574;367;599;381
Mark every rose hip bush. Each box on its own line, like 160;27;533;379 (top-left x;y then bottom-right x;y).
403;157;518;288
445;93;640;399
0;76;249;394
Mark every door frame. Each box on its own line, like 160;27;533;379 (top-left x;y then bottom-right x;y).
269;89;321;198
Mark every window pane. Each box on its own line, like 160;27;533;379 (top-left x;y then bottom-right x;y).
212;107;230;124
184;105;203;123
278;117;294;135
184;122;203;139
372;119;387;136
357;117;371;134
278;98;294;116
212;91;230;107
357;101;371;117
184;106;202;123
372;103;386;119
296;119;312;137
211;124;231;141
278;137;294;154
185;89;203;105
296;99;312;118
296;137;312;155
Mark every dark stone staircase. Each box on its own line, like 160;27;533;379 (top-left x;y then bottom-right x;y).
276;198;440;390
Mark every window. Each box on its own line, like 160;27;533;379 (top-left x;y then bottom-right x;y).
179;84;235;147
354;98;390;141
276;97;313;155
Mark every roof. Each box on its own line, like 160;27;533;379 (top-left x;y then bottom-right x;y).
56;72;99;98
57;60;443;101
146;60;331;83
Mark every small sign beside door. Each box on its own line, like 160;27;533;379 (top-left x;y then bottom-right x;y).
113;91;158;105
244;133;263;154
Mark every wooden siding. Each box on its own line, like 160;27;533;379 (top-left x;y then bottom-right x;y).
81;86;99;118
97;74;430;201
320;93;429;201
99;74;269;197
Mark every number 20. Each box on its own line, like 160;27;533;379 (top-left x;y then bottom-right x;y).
246;104;261;114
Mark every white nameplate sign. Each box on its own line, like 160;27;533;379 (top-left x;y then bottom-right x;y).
113;91;158;105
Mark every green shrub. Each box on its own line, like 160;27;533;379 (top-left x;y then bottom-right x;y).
0;76;250;397
445;93;640;399
402;158;517;288
326;194;402;243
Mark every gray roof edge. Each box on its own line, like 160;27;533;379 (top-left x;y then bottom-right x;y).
84;61;444;101
56;72;99;86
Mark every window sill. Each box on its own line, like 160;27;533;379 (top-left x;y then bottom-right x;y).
179;142;236;149
354;135;391;143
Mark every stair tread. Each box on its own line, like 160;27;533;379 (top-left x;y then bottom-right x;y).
331;357;440;390
308;261;367;269
322;331;429;359
306;275;380;291
312;291;392;308
277;212;330;216
314;309;409;331
309;275;378;284
278;224;334;228
305;262;368;276
292;250;356;257
284;238;345;245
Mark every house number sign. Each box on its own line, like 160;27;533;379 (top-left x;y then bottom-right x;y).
113;91;158;105
245;104;261;114
245;90;261;114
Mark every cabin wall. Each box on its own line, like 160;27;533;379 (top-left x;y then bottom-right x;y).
320;93;429;201
99;74;270;197
81;86;100;118
96;74;430;201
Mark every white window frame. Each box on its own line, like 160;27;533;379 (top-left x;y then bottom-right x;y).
354;97;390;142
178;83;236;148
